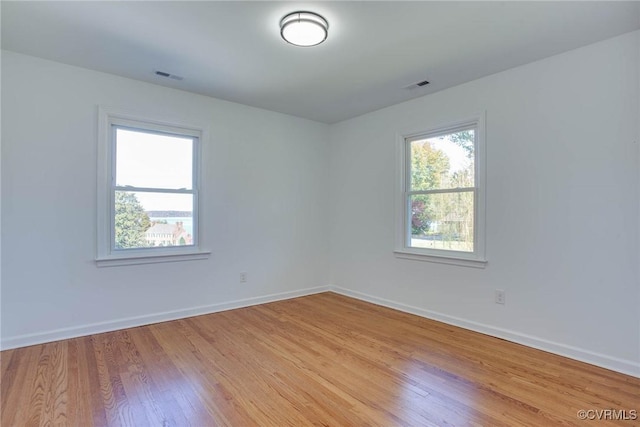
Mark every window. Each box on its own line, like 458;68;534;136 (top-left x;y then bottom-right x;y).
395;115;486;267
97;107;209;266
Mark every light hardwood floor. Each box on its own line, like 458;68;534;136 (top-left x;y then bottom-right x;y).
2;292;639;426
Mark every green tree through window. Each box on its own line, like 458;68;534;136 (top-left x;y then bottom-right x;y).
114;191;151;249
409;130;475;251
410;142;450;234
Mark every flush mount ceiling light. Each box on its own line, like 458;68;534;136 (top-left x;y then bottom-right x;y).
280;11;328;47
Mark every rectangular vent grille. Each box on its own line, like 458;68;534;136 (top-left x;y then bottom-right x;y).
155;70;184;81
404;79;431;90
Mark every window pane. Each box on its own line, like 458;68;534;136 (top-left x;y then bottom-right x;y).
410;191;474;252
116;128;193;189
410;129;474;191
114;191;194;249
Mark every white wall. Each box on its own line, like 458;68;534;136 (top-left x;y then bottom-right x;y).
1;51;330;347
636;33;640;372
2;32;639;377
0;23;3;343
329;31;640;376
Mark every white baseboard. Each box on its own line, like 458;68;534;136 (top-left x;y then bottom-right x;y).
4;284;638;379
0;285;331;350
330;286;640;379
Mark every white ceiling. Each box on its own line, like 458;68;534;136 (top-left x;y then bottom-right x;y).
2;1;639;124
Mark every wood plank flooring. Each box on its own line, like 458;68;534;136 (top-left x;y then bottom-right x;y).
2;292;639;426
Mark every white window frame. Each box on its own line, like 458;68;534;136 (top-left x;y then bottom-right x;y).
96;106;210;267
394;114;487;268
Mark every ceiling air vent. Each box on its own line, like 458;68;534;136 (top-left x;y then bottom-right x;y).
404;79;430;90
154;70;184;81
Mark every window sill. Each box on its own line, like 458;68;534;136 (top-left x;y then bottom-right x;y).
394;250;487;269
96;250;211;267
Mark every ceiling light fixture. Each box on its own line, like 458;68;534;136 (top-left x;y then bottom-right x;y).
280;11;328;47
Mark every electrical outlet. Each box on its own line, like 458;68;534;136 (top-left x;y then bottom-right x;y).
495;289;506;305
240;272;247;283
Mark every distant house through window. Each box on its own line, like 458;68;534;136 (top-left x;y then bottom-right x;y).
97;107;209;266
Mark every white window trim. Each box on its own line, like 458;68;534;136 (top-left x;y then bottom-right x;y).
394;113;487;268
96;106;210;267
